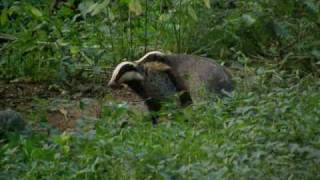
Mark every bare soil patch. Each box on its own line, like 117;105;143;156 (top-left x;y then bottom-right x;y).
0;80;145;130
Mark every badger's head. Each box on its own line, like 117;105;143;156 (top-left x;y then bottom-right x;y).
108;59;192;124
108;61;144;89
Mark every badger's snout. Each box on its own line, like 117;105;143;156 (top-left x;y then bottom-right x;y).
107;81;121;89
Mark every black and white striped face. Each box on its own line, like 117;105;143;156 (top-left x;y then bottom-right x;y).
108;62;144;89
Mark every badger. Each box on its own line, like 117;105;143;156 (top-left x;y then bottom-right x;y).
108;51;233;124
108;61;192;124
135;51;233;102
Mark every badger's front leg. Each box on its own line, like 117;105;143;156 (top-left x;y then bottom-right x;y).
144;98;162;124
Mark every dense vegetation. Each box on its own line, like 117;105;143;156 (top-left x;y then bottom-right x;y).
1;0;319;80
1;0;320;179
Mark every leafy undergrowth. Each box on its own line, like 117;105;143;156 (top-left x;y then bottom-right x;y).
1;68;320;179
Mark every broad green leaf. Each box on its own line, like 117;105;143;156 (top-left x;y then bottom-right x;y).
29;6;43;18
129;0;142;16
0;8;8;26
159;14;170;22
188;7;197;21
242;14;256;26
78;1;96;15
8;5;20;16
203;0;211;9
91;0;110;16
87;3;99;14
70;46;80;55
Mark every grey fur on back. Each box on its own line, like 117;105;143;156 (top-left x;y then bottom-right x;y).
161;54;233;102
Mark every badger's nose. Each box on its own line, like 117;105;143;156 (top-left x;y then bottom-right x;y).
108;81;117;89
108;81;123;89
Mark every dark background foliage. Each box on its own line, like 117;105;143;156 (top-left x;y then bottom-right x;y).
1;0;319;81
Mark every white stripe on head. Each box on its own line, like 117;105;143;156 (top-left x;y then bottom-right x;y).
135;51;164;64
109;61;137;84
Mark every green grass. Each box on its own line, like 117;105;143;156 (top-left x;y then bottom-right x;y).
1;69;319;179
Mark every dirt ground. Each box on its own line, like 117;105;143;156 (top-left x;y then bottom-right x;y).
0;80;146;131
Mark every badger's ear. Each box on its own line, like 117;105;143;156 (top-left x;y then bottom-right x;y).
118;71;144;83
143;62;171;72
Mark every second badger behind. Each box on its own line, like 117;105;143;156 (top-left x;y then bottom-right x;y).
108;62;192;124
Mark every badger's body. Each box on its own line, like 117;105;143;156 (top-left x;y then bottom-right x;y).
165;54;232;96
139;67;177;100
136;52;233;102
108;51;233;124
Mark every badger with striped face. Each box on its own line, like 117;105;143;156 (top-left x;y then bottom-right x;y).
108;51;233;123
108;61;191;124
108;61;179;99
